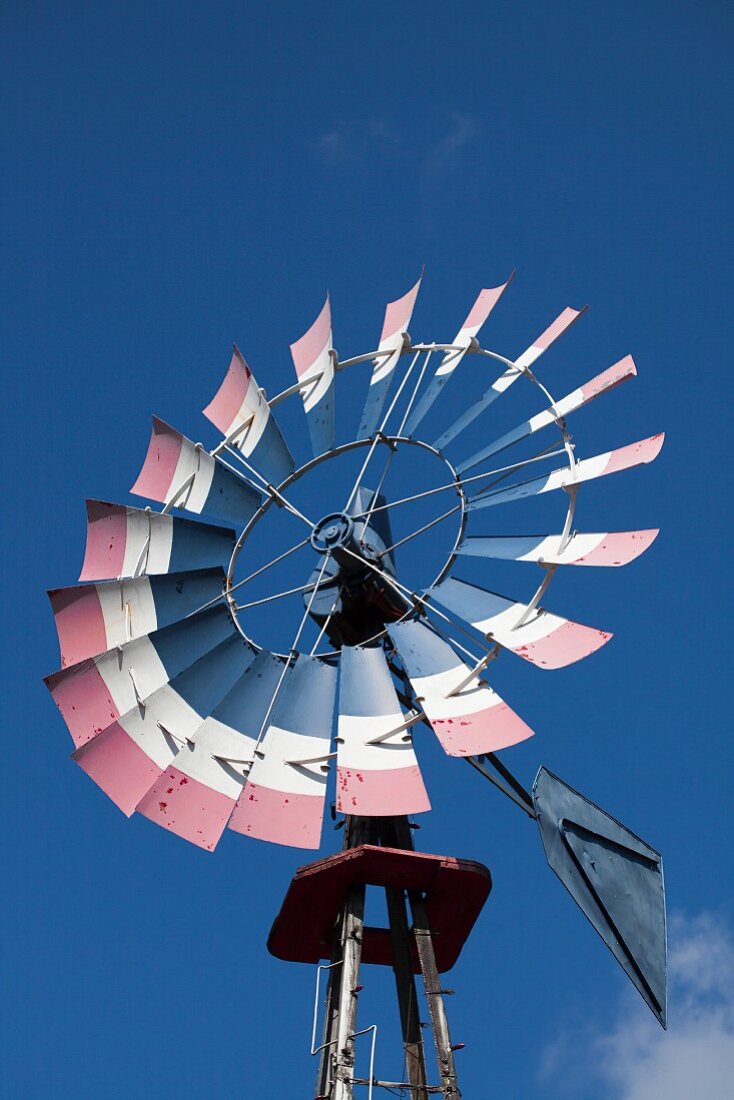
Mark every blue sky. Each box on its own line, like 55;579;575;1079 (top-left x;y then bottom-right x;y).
2;2;732;1097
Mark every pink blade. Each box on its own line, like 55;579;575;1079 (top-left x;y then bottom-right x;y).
380;273;423;342
461;274;515;333
513;620;613;669
526;305;587;354
458;529;660;568
80;500;128;581
48;586;108;669
428;577;614;671
336;765;430;816
136;767;235;852
404;273;515;436
203;345;254;434
430;703;533;756
229;784;325;849
290;295;334;455
290;295;332;378
45;661;120;748
131;417;182;502
73;722;162;815
571;530;660;566
468;433;665;513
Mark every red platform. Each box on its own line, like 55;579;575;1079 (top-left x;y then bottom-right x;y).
268;844;491;974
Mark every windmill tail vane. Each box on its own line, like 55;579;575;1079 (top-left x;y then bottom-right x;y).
45;268;668;1097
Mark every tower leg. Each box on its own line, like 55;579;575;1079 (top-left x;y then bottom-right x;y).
384;816;462;1099
315;818;372;1099
384;883;430;1097
409;890;461;1099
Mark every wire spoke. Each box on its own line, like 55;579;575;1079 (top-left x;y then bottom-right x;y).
309;582;343;655
351;444;567;521
221;445;316;529
467;440;567;504
231;537;311;595
358;349;435;536
343;349;422;513
379;503;460;558
235;580;318;611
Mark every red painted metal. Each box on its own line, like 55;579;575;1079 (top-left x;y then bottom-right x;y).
268;844;491;973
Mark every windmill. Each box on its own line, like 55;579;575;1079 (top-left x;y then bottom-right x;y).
45;272;667;1098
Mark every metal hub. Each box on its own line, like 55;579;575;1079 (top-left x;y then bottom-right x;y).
310;511;356;554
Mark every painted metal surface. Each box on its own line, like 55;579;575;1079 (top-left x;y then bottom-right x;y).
359;275;422;438
337;645;430;816
468;432;665;512
144;650;288;849
458;530;659;567
434;305;587;451
48;567;225;667
388;618;533;755
458;354;637;473
203;345;295;484
290;296;335;457
132;416;262;526
534;767;667;1027
428;576;612;669
268;844;491;972
44;604;238;748
229;655;337;849
404;274;514;436
73;635;252;828
79;499;235;581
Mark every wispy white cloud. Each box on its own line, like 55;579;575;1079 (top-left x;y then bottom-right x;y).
308;112;477;173
540;911;734;1100
423;111;476;174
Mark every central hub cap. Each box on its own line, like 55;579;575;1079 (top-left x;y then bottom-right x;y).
310;511;355;554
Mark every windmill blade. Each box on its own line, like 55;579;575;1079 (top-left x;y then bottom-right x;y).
404;274;514;436
434;305;586;451
359;274;422;438
458;355;637;474
458;530;660;568
131;416;262;526
427;576;612;670
228;655;337;849
72;635;252;824
44;604;238;748
336;644;430;816
79;500;235;582
468;433;665;512
136;650;287;850
204;346;295;485
290;296;335;457
48;567;226;667
534;767;667;1027
387;618;533;756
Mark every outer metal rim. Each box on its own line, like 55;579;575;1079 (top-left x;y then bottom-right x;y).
140;338;577;664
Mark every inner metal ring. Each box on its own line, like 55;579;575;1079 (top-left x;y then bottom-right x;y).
226;434;468;660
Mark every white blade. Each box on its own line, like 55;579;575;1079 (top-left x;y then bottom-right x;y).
388;618;533;756
458;355;637;474
336;645;430;816
458;530;659;567
468;433;664;512
434;305;587;451
427;576;612;670
404;274;514;436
